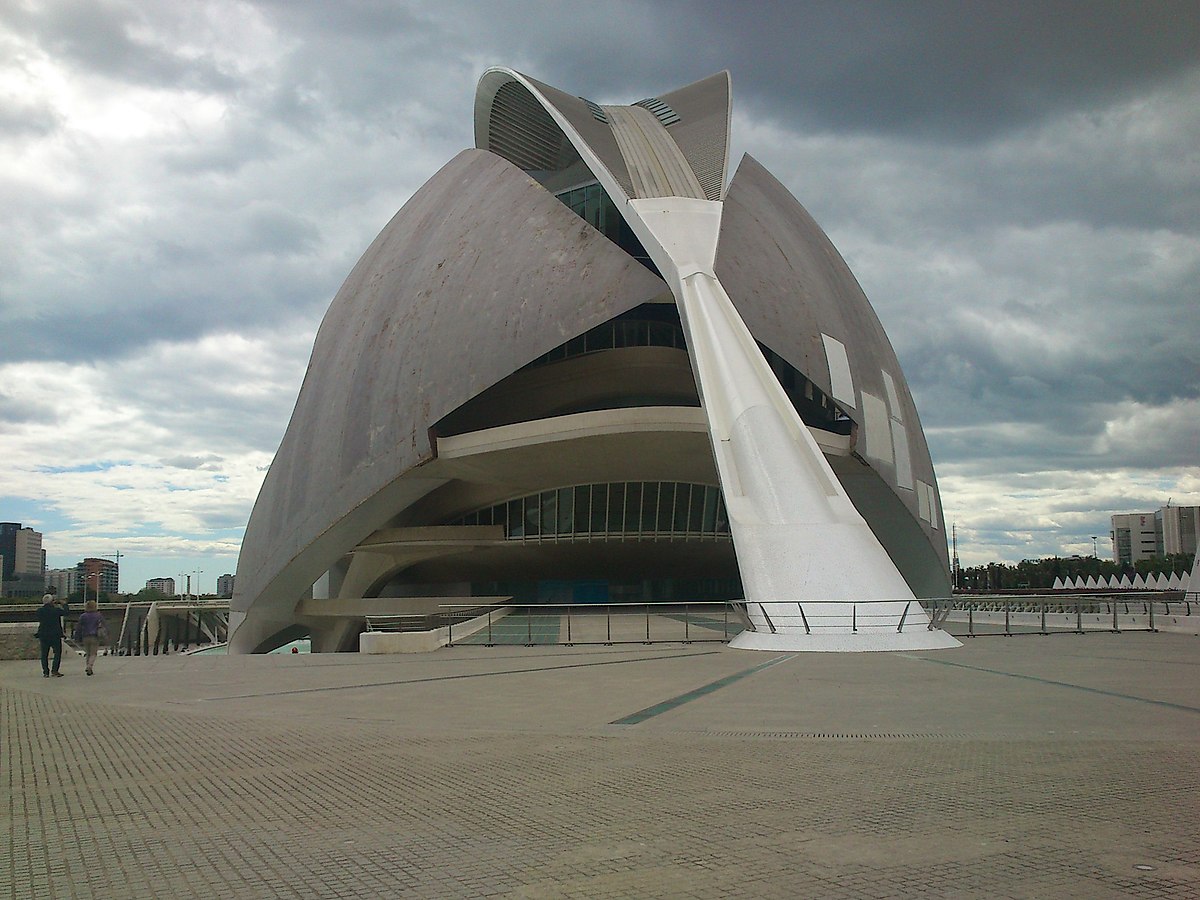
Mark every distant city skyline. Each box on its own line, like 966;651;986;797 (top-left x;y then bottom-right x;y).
1;3;1196;583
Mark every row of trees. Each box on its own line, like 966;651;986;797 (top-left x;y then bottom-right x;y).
956;554;1195;591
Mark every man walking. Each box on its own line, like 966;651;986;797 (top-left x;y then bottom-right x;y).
73;600;107;676
35;589;69;678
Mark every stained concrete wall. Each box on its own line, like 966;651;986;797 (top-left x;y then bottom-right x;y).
0;623;40;660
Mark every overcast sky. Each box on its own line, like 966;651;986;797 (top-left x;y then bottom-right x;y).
1;0;1197;593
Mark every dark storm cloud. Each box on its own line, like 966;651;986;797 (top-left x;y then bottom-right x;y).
639;0;1200;142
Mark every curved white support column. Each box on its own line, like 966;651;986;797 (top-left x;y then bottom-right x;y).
628;200;958;652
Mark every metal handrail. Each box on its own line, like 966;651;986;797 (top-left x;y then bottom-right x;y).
439;600;742;647
929;593;1172;637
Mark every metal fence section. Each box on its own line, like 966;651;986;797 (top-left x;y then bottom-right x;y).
432;594;1182;649
739;598;927;636
926;593;1181;637
442;601;742;647
112;601;229;656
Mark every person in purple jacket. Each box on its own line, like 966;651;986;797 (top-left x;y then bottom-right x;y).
72;600;108;676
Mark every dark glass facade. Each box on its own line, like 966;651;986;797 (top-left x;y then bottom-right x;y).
450;481;730;541
557;182;657;271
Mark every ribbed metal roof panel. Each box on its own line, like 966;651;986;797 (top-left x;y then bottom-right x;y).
656;72;731;201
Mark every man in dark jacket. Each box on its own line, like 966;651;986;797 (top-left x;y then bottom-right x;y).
35;589;69;677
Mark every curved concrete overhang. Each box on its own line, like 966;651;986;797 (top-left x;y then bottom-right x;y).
476;68;636;197
231;150;668;653
316;406;735;620
716;154;949;589
653;70;732;201
474;66;732;206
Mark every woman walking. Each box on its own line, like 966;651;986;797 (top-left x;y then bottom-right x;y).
73;600;108;676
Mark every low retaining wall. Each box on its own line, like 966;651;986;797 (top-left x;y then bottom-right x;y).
942;611;1200;635
359;607;512;654
0;623;41;660
1153;614;1200;635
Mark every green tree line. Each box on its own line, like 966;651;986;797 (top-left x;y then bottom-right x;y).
956;553;1195;591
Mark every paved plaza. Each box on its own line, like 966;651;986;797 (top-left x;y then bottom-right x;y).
3;631;1199;898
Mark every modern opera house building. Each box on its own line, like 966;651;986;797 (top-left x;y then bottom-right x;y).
228;67;959;654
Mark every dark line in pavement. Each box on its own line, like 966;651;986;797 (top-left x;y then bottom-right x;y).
611;655;792;725
194;649;721;702
911;656;1200;715
1081;654;1200;668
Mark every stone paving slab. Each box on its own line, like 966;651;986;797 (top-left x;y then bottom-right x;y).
2;632;1199;898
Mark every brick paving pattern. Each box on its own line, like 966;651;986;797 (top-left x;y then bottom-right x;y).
3;632;1199;898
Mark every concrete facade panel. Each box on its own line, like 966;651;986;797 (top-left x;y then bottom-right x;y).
715;153;947;578
233;149;667;650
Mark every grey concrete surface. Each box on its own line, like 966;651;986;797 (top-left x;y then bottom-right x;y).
3;632;1199;898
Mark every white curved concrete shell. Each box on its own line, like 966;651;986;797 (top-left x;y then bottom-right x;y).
230;67;958;654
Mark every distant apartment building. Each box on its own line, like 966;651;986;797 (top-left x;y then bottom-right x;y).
216;574;235;598
1159;506;1199;557
1111;513;1158;565
1111;505;1200;565
1;522;45;597
45;568;80;597
77;558;119;597
146;577;176;597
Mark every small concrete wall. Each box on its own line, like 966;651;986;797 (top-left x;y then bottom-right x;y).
1153;615;1200;635
942;610;1200;634
0;623;41;660
359;607;512;654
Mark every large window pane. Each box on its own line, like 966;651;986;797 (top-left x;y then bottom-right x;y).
625;483;642;533
673;483;690;533
658;483;677;532
608;483;626;533
584;194;600;230
590;484;608;533
574;486;590;533
508;499;524;538
640;483;659;532
701;487;718;533
714;495;729;534
687;485;704;532
557;486;574;534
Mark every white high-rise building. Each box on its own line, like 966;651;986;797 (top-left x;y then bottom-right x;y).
1112;506;1200;565
146;577;176;597
1111;513;1160;565
1159;506;1199;557
45;568;79;597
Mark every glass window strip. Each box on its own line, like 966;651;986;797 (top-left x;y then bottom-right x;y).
448;481;729;542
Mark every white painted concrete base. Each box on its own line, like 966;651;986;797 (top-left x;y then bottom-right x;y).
729;599;961;652
359;607;512;654
730;626;960;652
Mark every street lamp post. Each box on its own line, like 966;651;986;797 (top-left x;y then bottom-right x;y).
194;569;204;600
